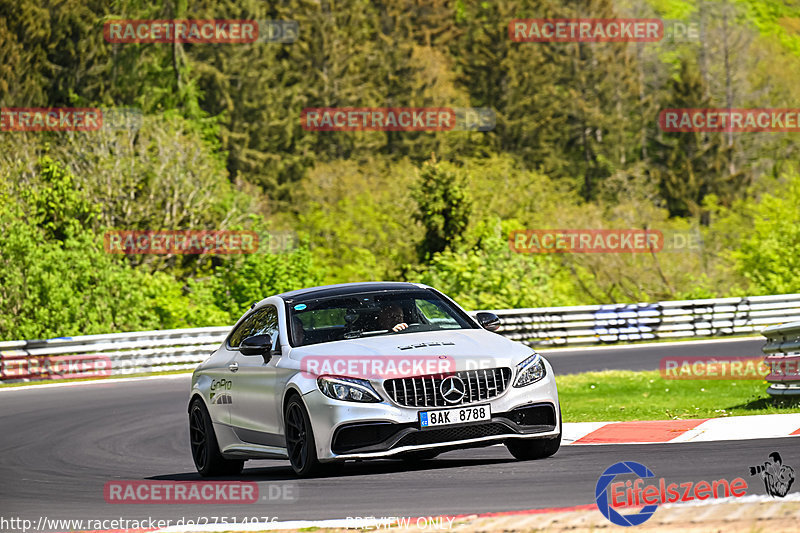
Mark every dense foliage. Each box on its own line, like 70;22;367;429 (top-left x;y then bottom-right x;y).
2;0;800;340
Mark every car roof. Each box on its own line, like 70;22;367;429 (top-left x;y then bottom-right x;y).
277;282;430;303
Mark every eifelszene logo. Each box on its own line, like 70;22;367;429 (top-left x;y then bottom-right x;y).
595;461;748;526
596;462;659;527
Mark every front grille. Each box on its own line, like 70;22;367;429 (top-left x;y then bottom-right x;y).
384;367;513;407
395;423;509;447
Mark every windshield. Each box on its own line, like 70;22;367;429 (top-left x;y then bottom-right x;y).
286;290;476;347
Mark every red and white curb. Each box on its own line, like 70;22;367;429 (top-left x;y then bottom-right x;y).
563;413;800;444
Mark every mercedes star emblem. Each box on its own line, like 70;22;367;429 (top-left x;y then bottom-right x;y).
440;376;466;404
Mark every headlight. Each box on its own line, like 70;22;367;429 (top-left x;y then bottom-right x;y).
317;376;382;403
514;353;546;387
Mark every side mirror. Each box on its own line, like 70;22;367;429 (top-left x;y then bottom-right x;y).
476;312;501;332
240;334;273;363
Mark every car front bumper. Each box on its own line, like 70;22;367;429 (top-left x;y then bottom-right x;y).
303;367;560;461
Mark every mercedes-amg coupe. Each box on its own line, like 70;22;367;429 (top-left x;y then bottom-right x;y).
189;282;561;476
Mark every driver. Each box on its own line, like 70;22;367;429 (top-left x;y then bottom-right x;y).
377;304;408;332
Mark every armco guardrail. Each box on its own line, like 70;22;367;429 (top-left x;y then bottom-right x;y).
2;294;800;384
483;293;800;348
0;327;229;382
762;321;800;396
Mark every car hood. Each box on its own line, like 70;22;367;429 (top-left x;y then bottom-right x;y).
287;328;535;372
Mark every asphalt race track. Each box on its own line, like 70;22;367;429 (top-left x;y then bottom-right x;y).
0;338;792;531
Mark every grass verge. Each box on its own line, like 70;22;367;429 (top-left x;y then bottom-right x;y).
558;369;800;422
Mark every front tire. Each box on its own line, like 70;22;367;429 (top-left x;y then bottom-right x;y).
284;395;326;477
505;434;561;460
189;399;244;477
506;404;562;460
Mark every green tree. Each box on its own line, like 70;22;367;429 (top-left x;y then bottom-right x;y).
722;172;800;294
410;219;577;310
291;158;421;283
412;157;472;261
208;245;323;318
648;58;748;219
20;156;99;241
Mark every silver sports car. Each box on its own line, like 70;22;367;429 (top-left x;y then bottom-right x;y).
189;282;561;476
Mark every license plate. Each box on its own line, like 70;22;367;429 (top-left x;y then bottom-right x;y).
419;404;491;428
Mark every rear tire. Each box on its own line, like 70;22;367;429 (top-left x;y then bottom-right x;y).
189;399;244;477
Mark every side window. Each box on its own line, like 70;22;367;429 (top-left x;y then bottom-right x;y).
253;306;280;349
228;306;279;348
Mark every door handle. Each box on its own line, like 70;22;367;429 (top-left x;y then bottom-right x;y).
228;362;239;373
